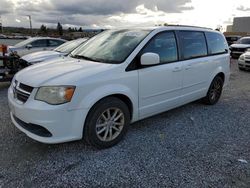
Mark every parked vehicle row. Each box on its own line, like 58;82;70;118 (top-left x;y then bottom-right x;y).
0;37;88;82
7;37;66;57
20;38;88;66
8;26;230;148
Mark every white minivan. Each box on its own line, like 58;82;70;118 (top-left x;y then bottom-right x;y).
8;26;230;148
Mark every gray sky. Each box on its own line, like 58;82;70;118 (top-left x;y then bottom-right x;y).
1;0;250;30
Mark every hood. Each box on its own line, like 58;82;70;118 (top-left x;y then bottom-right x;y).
21;50;64;63
15;57;113;87
230;44;250;48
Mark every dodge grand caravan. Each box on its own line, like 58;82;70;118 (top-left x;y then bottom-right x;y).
8;26;230;148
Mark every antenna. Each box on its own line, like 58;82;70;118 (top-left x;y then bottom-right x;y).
26;15;32;35
0;15;3;33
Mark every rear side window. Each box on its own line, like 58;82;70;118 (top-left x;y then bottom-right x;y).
179;31;207;60
49;40;65;47
31;39;47;47
206;32;228;55
142;32;178;63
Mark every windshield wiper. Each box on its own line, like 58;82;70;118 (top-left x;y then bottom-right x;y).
71;54;101;62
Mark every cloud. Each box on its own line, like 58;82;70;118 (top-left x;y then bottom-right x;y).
3;0;194;28
143;0;193;13
0;0;14;14
237;5;250;11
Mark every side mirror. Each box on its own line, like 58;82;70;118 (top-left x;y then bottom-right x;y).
26;44;32;49
141;53;160;66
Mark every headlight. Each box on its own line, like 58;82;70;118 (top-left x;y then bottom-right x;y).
11;78;17;89
35;86;75;105
239;55;245;61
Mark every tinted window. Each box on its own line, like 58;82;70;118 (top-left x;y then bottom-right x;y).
206;32;227;54
179;31;207;60
141;32;178;63
49;40;64;47
31;39;47;47
237;38;250;44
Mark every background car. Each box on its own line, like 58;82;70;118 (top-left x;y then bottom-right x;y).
7;37;66;57
225;35;241;46
20;38;88;66
238;49;250;70
0;34;7;39
230;37;250;58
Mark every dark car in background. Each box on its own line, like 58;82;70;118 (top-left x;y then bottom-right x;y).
225;35;241;46
230;37;250;58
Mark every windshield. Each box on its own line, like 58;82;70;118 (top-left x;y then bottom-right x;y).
237;38;250;44
14;38;34;48
70;29;150;64
54;38;87;53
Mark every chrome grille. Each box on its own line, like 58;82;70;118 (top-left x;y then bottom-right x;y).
13;81;33;103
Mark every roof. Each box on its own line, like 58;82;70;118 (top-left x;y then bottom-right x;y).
149;25;218;34
29;37;66;41
115;25;216;33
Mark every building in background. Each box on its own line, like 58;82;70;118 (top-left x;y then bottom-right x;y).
232;17;250;33
225;17;250;37
226;25;233;32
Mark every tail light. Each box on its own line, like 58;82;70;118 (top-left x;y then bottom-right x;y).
0;44;7;54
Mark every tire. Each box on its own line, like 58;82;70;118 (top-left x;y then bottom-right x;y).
203;76;224;105
239;67;245;71
83;97;130;149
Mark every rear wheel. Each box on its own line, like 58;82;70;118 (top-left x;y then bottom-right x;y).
203;76;224;105
239;67;245;71
84;97;130;149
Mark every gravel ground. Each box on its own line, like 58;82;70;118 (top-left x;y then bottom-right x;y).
0;60;250;188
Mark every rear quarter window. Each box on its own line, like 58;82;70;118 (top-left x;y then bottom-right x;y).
206;32;228;55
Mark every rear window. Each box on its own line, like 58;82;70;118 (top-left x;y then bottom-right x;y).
179;31;207;60
206;32;228;55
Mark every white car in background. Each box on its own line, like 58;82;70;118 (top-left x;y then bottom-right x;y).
20;38;88;65
238;49;250;70
7;37;66;57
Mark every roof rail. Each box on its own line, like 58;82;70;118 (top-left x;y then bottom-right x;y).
163;24;213;30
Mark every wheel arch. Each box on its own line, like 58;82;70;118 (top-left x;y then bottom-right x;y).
89;94;134;121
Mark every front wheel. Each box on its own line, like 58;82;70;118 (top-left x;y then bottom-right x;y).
84;97;130;149
203;76;224;105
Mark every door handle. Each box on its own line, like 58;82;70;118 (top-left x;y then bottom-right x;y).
172;67;182;72
185;65;192;70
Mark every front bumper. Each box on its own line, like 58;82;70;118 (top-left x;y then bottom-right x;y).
8;86;89;144
238;60;250;70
